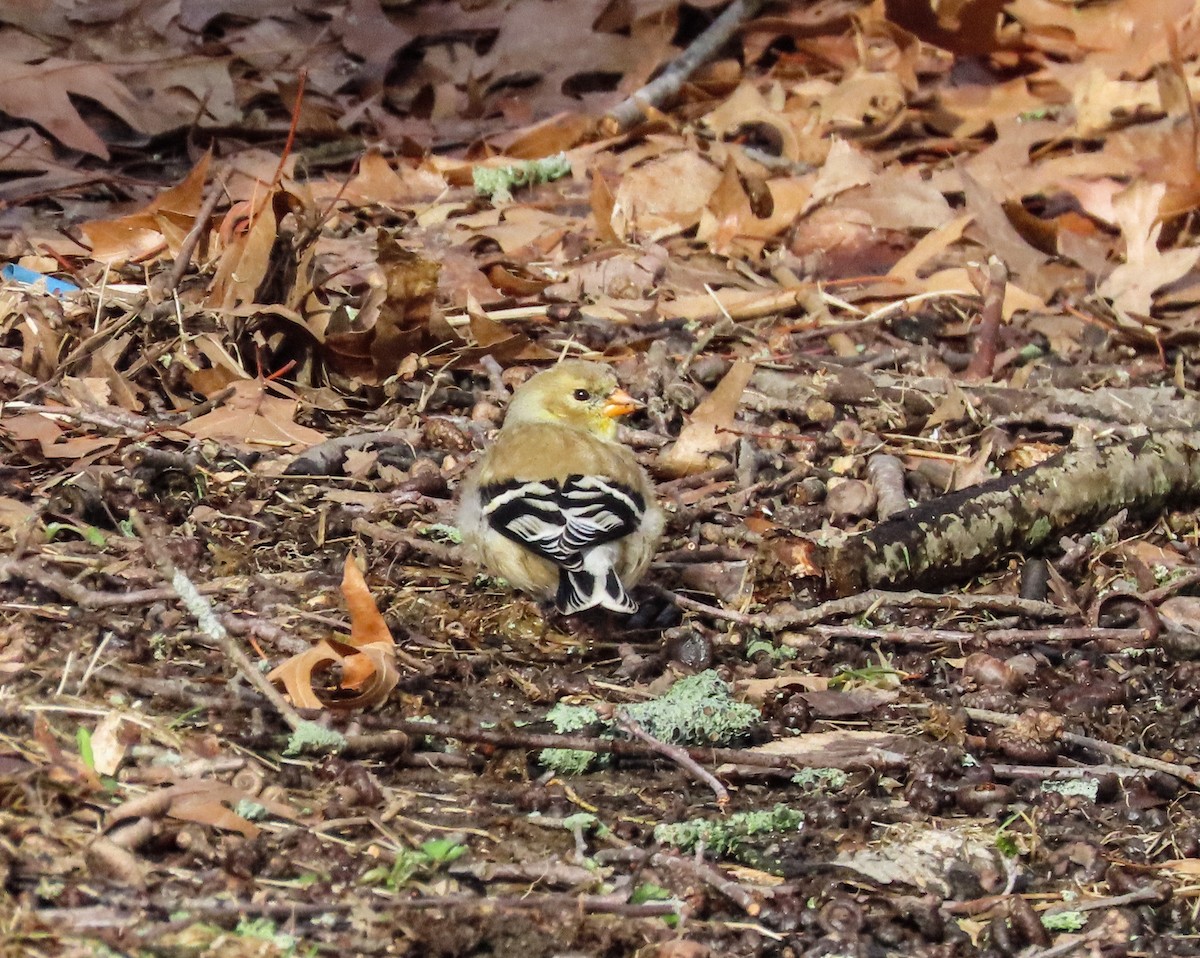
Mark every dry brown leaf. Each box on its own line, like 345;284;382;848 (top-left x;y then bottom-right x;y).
818;70;906;136
1010;0;1194;77
107;780;296;839
468;0;677;118
659;360;755;478
267;555;399;711
89;714;130;778
805;138;876;212
179;379;327;452
207;194;279;310
1099;180;1200;317
0;496;40;545
343;149;447;206
1158;858;1200;876
81;152;211;264
959;166;1048;287
324;234;457;381
0;57;143;158
716;730;916;773
883;0;1011;55
696;159;760;256
0;411;120;459
611;151;722;239
736;674;830;705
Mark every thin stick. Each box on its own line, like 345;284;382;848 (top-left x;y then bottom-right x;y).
811;624;1151;648
964;255;1008;381
618;714;729;806
166;171;229;294
913;703;1200;789
130;511;306;733
0;558;226;611
371;717;891;773
656;586;1065;634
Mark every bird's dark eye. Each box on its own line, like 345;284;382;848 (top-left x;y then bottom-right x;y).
572;388;590;401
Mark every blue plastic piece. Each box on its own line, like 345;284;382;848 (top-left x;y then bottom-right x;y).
2;262;80;296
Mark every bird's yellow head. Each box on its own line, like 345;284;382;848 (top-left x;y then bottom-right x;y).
503;360;641;440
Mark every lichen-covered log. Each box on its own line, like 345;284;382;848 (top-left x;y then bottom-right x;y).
813;368;1200;430
824;431;1200;595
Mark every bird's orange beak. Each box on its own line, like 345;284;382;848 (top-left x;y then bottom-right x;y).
602;387;641;418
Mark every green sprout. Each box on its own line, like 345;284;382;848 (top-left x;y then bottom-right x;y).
361;837;467;890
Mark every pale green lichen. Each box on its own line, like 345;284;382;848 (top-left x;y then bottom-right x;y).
620;670;759;746
474;153;571;203
284;720;346;756
1041;778;1098;801
792;767;848;793
537;671;758;775
421;523;462;544
654;804;804;858
1042;910;1087;932
539;702;607;774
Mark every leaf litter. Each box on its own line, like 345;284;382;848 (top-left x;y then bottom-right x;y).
1;0;1200;955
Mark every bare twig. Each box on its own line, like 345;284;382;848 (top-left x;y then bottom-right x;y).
1018;926;1125;958
964;255;1008;381
652;849;769;916
811;624;1151;648
165;384;236;424
166;171;229;294
370;716;886;774
916;703;1200;789
656;586;1065;634
618;714;730;806
991;763;1147;781
130;511;306;733
1144;568;1200;605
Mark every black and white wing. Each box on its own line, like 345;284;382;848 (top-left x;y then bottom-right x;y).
480;474;645;614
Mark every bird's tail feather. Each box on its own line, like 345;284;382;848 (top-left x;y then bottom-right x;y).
556;568;637;615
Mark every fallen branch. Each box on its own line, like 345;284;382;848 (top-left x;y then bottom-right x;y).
376;716;902;774
963;255;1007;381
810;624;1151;648
824;431;1200;594
604;0;766;133
166;171;229;294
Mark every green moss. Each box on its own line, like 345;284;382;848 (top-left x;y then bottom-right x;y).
1042;910;1086;932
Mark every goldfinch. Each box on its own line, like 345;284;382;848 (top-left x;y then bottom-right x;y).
458;360;664;614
